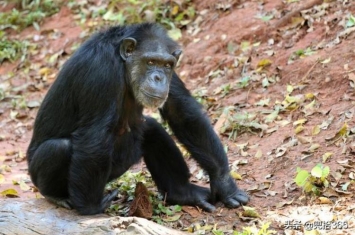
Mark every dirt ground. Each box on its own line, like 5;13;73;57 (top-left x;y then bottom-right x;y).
1;0;354;234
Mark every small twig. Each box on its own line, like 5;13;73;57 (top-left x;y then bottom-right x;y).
301;60;319;81
342;68;355;74
273;0;323;29
245;86;252;103
260;0;323;42
283;68;301;81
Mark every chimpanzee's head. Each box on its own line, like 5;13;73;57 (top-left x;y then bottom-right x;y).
120;25;181;109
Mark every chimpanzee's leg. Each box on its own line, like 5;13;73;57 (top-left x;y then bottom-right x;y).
28;139;72;209
142;117;216;211
28;138;118;214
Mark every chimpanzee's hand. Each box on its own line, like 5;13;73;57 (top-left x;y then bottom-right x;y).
210;174;249;208
102;189;119;210
166;183;216;212
165;178;248;212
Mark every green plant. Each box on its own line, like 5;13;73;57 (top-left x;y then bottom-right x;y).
346;14;355;28
0;38;31;63
288;47;315;63
294;163;330;195
0;0;60;31
219;107;267;140
101;0;195;39
152;203;182;223
106;171;153;199
238;76;251;88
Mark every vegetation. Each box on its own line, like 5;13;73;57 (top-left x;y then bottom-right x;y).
0;0;60;63
294;163;330;195
0;37;31;63
0;0;60;31
98;0;195;40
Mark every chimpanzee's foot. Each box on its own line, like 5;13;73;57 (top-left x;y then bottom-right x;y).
45;195;73;209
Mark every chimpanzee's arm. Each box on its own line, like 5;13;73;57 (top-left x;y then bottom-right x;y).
160;73;249;208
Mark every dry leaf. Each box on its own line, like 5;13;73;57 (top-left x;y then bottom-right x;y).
20;181;30;191
318;197;332;204
295;125;304;134
1;188;19;197
255;150;262;158
230;171;242;180
129;182;153;219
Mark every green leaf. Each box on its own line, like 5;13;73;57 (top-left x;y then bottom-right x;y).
295;170;309;186
238;76;250;88
227;41;238;54
264;109;279;123
311;164;323;178
262;77;270;88
255;98;270;106
172;205;182;212
212;230;225;235
162;214;181;222
240;41;251;52
346;15;355;28
304;181;314;193
322;166;330;178
260;14;274;22
167;28;182;40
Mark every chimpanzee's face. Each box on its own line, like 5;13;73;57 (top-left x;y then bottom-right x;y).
120;37;181;108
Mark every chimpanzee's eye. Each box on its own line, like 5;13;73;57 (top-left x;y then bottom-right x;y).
165;63;172;68
147;60;154;65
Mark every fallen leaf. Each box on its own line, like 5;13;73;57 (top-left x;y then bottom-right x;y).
295;125;304;134
326;123;348;141
318;197;332;204
309;143;320;152
297;135;312;144
1;188;19;197
322;152;333;163
255;150;262;158
162;214;181;222
264;109;279;123
320;57;331;64
241;206;260;218
230;171;242;180
257;58;272;69
0;174;4;184
312;125;320;135
293;119;307;126
129;182;153;219
20;181;30;191
27;100;41;108
276;147;287;157
182;206;201;218
276;199;294;208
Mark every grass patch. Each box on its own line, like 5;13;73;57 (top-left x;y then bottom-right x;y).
0;36;33;63
0;0;61;31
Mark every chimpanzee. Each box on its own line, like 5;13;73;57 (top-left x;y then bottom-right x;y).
27;23;249;215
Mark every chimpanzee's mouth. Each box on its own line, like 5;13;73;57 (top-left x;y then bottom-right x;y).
142;90;166;100
140;90;168;109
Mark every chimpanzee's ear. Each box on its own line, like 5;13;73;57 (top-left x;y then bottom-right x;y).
172;49;182;61
120;38;137;61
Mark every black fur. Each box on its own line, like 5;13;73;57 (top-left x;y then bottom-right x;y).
27;23;249;215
